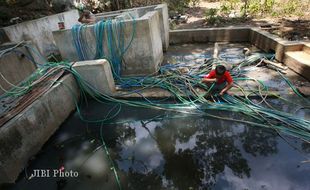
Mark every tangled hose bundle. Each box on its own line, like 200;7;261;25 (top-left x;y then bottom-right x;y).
1;41;309;142
72;13;136;78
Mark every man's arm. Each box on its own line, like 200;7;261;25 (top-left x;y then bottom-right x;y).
202;78;217;83
202;70;216;83
219;82;233;95
78;13;86;23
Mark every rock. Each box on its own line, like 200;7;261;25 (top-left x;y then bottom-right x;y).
9;17;22;24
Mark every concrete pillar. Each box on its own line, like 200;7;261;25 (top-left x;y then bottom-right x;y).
53;11;163;76
154;4;169;51
94;4;169;51
121;11;163;76
73;59;116;95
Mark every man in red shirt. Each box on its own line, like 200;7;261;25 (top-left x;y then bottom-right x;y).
202;65;233;96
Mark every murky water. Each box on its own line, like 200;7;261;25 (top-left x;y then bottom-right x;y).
5;98;310;190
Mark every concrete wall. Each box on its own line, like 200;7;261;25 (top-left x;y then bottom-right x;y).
250;28;303;62
0;45;37;95
95;4;169;51
122;11;163;75
170;27;306;64
134;4;169;51
0;74;79;183
53;11;163;76
154;4;169;51
73;59;116;95
96;10;139;21
0;29;10;44
170;27;251;44
2;10;80;58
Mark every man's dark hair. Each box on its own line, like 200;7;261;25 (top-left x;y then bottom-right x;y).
215;65;226;75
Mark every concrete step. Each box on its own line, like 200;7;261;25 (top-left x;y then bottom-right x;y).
303;43;310;54
284;51;310;81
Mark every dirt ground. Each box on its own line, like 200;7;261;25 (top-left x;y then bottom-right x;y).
174;1;310;41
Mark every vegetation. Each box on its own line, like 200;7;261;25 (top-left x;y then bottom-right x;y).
204;8;219;24
205;0;306;25
165;0;201;13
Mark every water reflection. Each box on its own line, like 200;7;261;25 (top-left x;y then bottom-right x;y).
5;101;310;190
109;109;308;190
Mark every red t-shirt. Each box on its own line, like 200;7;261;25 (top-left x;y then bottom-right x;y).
204;70;233;84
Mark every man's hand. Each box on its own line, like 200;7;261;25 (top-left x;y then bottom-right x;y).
219;82;234;96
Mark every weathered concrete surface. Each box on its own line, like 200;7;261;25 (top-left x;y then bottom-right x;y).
169;27;251;44
136;4;169;51
96;9;139;21
95;4;169;51
2;10;79;58
53;11;163;76
249;28;304;62
303;43;310;54
284;51;310;81
0;74;79;183
73;59;116;95
122;11;163;76
0;45;37;95
154;4;169;51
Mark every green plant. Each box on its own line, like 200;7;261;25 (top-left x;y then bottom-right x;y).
166;0;191;13
220;0;242;16
231;0;240;8
248;0;261;16
190;0;200;7
282;0;299;15
0;11;9;20
220;2;231;16
240;0;249;17
263;0;275;13
205;8;219;25
271;10;280;17
0;0;7;6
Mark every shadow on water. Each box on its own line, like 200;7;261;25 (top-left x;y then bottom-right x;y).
4;97;310;190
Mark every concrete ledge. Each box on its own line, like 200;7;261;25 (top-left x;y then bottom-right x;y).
284;51;310;81
73;59;116;95
169;27;251;44
303;43;310;54
0;74;79;183
250;28;304;62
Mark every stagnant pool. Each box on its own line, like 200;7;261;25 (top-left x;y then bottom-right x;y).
5;97;310;190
